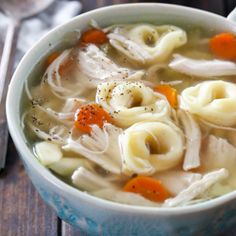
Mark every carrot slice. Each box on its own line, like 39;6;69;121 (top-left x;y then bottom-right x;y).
80;29;108;45
74;104;113;133
47;51;74;79
46;52;60;66
209;33;236;60
123;176;170;203
154;84;178;108
58;57;74;76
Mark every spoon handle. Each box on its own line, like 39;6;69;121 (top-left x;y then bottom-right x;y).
0;19;19;169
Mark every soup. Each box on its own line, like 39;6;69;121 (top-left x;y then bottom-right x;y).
22;23;236;207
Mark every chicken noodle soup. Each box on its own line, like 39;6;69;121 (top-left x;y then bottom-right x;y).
22;23;236;207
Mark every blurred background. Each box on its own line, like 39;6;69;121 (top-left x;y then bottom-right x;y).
81;0;236;15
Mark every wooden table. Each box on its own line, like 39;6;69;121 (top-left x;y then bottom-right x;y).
0;0;236;235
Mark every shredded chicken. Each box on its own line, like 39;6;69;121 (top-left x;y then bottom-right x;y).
108;33;152;63
45;98;85;121
169;54;236;77
28;123;69;145
108;24;187;65
72;167;113;192
78;44;133;81
199;118;236;132
178;110;201;170
44;49;82;99
154;170;202;195
200;135;236;172
62;97;86;113
63;124;123;174
49;158;94;177
32;105;73;125
164;168;229;207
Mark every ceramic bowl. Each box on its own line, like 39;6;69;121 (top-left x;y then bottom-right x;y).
6;3;236;235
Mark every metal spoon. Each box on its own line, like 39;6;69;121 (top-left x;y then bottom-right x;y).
0;0;54;169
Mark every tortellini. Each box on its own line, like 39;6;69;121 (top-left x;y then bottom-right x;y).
119;122;184;175
108;24;187;65
96;81;171;127
181;80;236;126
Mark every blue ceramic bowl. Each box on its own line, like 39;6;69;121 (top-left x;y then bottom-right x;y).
6;4;236;235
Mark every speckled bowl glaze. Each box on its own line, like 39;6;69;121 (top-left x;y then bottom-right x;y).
6;4;236;236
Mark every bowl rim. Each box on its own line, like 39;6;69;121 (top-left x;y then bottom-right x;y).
6;2;236;215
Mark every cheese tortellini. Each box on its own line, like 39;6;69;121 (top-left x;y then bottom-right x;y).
119;122;184;175
96;81;171;127
108;24;187;65
180;80;236;126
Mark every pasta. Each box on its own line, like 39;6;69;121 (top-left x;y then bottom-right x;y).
180;81;236;126
96;81;171;127
22;22;236;207
108;24;187;65
119;121;184;175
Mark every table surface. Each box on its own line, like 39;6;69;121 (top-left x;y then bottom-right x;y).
1;0;236;235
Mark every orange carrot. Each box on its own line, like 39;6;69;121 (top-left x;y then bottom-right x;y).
209;33;236;60
46;52;60;66
58;57;74;76
154;84;178;108
80;29;108;45
74;104;113;133
123;176;170;203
